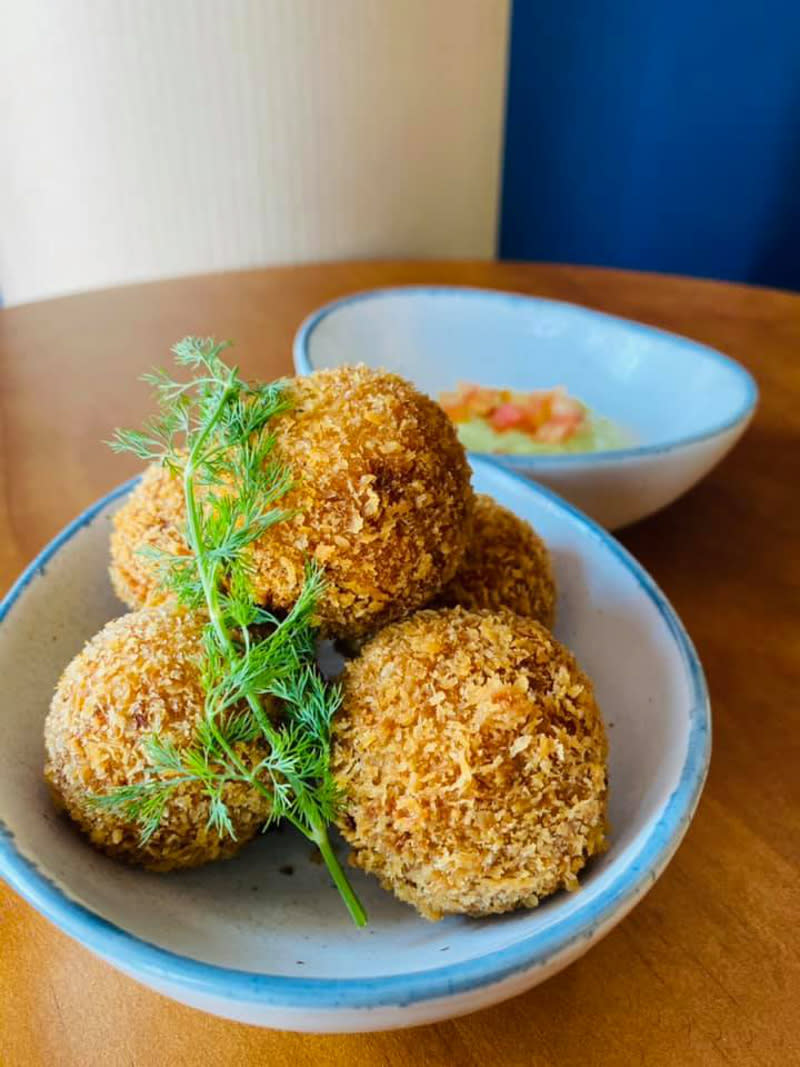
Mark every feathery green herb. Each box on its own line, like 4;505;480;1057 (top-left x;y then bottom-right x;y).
93;337;366;926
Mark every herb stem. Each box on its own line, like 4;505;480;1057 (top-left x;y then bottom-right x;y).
312;822;368;928
205;716;273;804
183;373;238;654
172;359;366;926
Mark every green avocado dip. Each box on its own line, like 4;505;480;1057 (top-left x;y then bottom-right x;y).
455;414;630;455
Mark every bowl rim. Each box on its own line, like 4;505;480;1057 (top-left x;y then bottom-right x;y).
292;283;758;467
0;462;711;1012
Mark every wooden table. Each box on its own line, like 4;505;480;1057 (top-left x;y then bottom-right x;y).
1;262;798;1066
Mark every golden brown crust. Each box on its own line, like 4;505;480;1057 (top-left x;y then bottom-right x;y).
332;607;608;919
44;609;271;870
109;463;188;609
249;367;473;635
109;366;474;638
432;494;556;627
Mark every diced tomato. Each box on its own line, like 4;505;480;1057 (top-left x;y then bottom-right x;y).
489;403;526;431
518;392;551;430
441;384;501;421
536;414;583;442
550;392;583;419
439;402;470;422
471;388;506;417
439;386;472;422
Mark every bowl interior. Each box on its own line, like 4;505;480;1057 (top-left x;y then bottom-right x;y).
296;287;755;449
0;461;705;994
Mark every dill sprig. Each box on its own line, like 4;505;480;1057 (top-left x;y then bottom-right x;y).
94;337;366;926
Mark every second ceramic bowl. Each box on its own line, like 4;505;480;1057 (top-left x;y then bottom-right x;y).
293;285;757;529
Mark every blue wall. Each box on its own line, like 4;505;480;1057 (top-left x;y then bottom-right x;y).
500;1;800;290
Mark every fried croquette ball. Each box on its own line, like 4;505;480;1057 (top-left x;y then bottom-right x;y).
44;609;272;870
332;607;608;919
110;365;474;638
432;494;556;627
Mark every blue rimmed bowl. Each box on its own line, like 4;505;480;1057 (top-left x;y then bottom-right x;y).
294;285;757;529
0;457;710;1031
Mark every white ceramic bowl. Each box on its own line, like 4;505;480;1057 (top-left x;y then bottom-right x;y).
0;458;710;1032
293;286;757;529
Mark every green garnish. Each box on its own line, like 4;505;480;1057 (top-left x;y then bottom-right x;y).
93;337;366;927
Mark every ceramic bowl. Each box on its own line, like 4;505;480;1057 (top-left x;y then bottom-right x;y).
293;286;757;529
0;458;710;1031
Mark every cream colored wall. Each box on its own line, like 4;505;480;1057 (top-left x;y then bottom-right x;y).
0;0;510;305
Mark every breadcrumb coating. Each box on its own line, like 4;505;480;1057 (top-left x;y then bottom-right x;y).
333;608;608;919
109;365;474;638
44;609;272;870
432;494;556;627
109;463;188;609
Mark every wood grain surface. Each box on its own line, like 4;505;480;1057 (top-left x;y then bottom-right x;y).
1;262;798;1066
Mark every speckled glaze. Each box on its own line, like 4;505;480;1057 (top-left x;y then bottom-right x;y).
0;459;710;1031
294;285;757;529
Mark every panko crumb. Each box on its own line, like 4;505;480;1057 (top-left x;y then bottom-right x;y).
109;365;474;638
109;463;188;609
44;609;272;870
432;493;556;627
333;607;608;919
